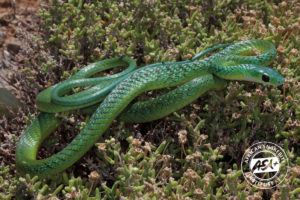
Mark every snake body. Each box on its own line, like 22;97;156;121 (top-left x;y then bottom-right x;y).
16;40;285;177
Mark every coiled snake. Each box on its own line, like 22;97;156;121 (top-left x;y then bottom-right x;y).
16;40;285;177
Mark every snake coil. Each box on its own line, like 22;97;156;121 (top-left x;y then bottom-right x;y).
16;40;284;177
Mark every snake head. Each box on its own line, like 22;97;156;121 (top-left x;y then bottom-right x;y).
242;64;285;86
215;64;285;86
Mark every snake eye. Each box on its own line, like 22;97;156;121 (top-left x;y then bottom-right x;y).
262;74;270;82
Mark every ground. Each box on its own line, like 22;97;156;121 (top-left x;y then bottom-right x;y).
0;0;39;87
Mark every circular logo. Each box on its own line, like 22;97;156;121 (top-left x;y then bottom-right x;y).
241;141;289;189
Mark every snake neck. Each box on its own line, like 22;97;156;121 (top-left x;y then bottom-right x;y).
140;60;211;88
204;63;253;82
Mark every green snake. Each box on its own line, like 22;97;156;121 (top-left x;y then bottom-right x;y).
16;40;285;177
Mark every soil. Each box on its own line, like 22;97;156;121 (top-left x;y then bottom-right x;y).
0;0;40;88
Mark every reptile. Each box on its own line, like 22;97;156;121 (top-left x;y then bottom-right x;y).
16;40;285;177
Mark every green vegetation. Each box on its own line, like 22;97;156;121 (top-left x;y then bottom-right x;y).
0;0;299;199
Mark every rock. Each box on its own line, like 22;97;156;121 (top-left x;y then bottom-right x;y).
2;59;13;68
0;88;22;118
7;40;21;54
0;0;12;7
3;50;11;60
0;12;13;26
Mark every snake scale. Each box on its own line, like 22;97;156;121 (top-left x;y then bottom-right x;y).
16;40;285;177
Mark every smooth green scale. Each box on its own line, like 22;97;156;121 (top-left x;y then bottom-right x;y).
16;40;285;177
37;57;137;112
119;74;226;122
17;59;211;175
